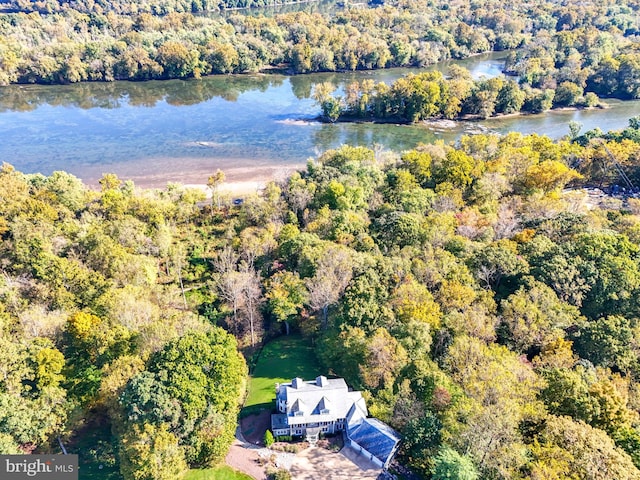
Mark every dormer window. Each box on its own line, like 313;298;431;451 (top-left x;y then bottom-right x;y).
294;410;304;416
320;408;330;415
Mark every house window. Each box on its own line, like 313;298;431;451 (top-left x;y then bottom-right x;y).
295;430;302;435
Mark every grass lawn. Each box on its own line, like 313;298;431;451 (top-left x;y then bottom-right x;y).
185;466;253;480
242;335;320;416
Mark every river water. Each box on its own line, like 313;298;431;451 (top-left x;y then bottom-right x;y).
0;52;638;187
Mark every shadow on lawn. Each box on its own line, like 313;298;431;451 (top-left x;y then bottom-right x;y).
240;401;274;418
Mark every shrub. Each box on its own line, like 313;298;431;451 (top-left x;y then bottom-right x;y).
267;468;292;480
264;430;275;447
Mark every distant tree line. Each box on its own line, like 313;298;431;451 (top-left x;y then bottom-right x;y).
0;0;637;85
505;26;640;100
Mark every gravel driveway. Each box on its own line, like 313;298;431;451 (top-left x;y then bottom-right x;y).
226;439;267;480
290;447;381;480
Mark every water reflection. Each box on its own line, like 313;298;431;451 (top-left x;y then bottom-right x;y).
0;74;285;112
0;52;509;112
0;51;638;187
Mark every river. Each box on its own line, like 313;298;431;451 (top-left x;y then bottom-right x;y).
0;52;638;187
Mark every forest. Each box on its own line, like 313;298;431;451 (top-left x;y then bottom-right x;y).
2;117;640;479
1;0;640;477
0;0;638;97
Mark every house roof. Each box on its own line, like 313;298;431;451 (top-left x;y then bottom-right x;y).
277;377;366;424
315;397;331;413
348;418;401;466
273;375;401;467
271;413;288;430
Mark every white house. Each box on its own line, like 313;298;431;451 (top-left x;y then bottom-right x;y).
271;376;401;469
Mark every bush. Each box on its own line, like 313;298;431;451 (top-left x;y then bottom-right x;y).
267;469;292;480
264;430;275;447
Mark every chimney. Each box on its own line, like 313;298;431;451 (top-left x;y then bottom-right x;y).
292;377;303;388
316;376;328;387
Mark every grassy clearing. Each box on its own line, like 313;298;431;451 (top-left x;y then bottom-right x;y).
185;466;253;480
242;335;320;416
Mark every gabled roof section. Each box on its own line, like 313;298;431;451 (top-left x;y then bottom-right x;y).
314;396;331;414
346;391;368;425
291;398;306;414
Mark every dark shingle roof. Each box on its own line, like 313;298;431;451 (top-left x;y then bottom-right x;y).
348;418;401;465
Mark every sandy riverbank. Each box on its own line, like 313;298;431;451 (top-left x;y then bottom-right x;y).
81;161;307;196
183;180;268;197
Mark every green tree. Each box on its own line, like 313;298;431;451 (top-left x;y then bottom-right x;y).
338;266;392;333
402;412;442;475
156;41;199;78
206;41;239;74
120;328;247;465
617;54;640;99
119;423;188;480
524;88;555;113
553;81;583;107
495;80;525;114
570;232;640;318
0;337;68;448
499;279;581;353
400;150;432;187
473;240;528;290
264;430;274;447
432;446;479;480
266;271;308;335
573;315;636;372
0;433;20;454
433;149;477;189
445;335;544;478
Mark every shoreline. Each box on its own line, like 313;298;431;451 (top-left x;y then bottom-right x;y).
320;104;607;127
183;180;268;197
80;162;308;196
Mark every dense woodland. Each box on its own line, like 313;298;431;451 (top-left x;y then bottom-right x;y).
0;0;638;96
2;0;640;478
2;119;640;479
